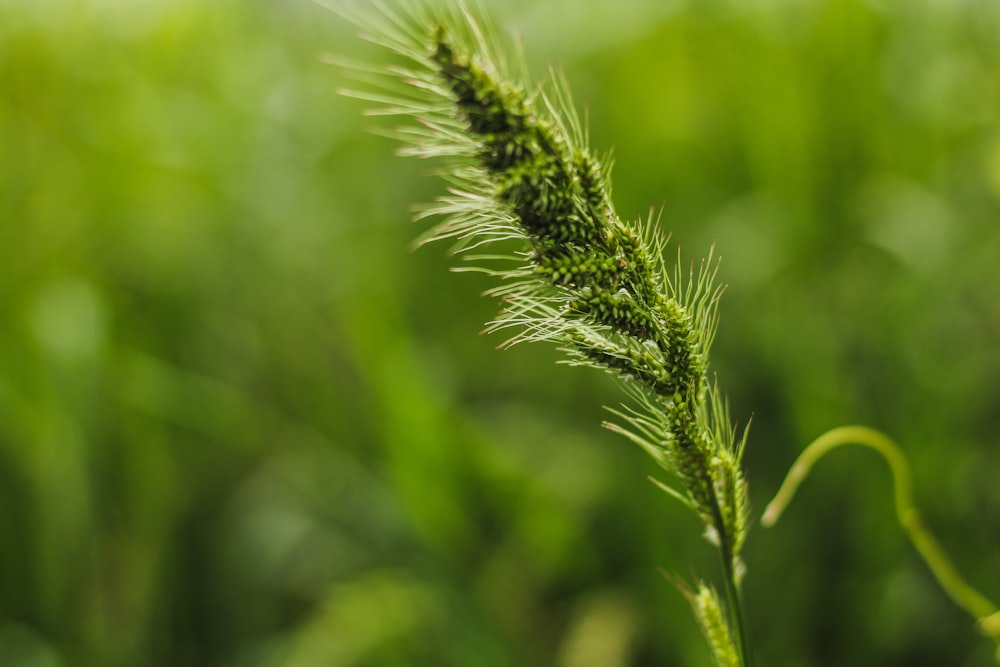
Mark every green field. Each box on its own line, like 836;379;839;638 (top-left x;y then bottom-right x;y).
2;1;999;665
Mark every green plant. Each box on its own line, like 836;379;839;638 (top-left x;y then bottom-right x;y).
333;2;999;665
334;3;751;664
763;425;1000;663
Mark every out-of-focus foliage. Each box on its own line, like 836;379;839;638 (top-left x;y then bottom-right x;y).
1;1;998;666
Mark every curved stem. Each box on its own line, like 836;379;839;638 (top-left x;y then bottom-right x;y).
762;425;1000;659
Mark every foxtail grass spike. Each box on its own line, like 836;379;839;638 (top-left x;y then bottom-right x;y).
333;2;753;664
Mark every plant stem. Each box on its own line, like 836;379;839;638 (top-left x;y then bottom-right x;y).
763;425;1000;660
723;559;753;667
713;505;753;667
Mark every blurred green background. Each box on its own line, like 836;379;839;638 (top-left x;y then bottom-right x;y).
2;0;1000;665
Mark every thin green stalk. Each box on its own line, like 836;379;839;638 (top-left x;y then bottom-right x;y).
721;554;752;667
710;497;753;667
704;408;752;667
763;425;1000;660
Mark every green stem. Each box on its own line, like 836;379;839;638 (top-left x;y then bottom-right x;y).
721;544;752;667
762;425;1000;660
709;498;753;667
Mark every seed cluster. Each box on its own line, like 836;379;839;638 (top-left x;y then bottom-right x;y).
429;27;744;552
340;8;753;664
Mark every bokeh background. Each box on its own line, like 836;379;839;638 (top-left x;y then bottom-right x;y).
2;0;1000;665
